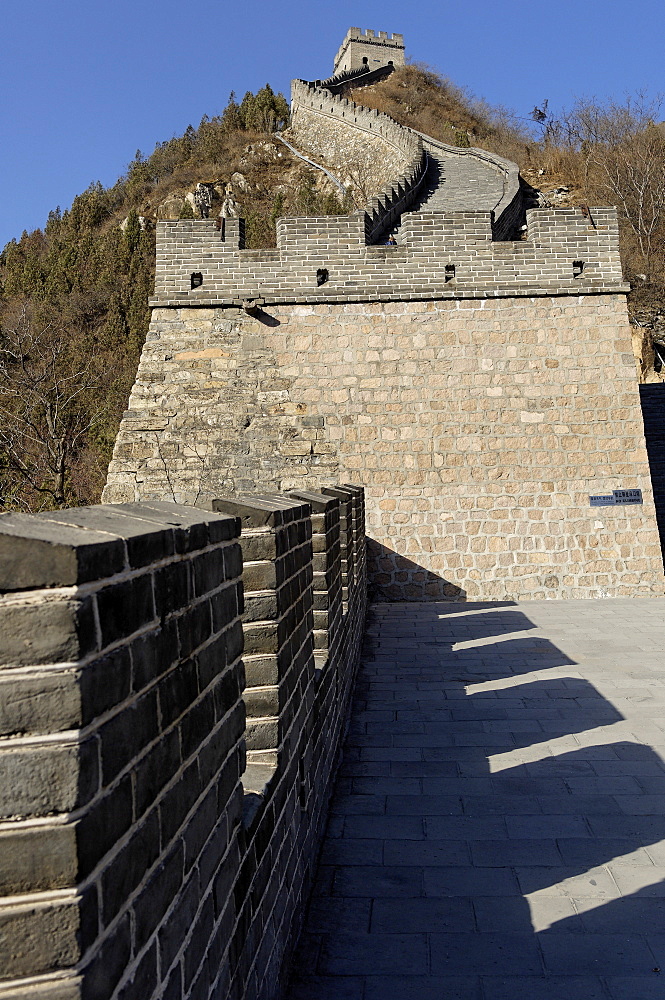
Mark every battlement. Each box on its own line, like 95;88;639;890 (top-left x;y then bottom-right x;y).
333;26;406;75
151;206;627;306
291;78;418;155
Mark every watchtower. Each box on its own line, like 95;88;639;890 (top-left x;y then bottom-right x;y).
333;27;405;75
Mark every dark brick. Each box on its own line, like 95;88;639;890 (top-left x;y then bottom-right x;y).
80;646;132;725
96;575;155;647
134;727;181;818
198;722;242;792
159;759;201;847
177;599;212;658
76;775;133;879
189;956;211;1000
78;883;100;953
196;633;228;690
213;662;244;723
226;619;244;664
223;543;243;580
38;506;177;567
99;691;159;784
162;962;183;1000
101;810;160;925
0;514;124;590
183;893;215;989
210;583;239;633
212;498;282;529
158;659;199;728
117;941;158;1000
81;913;131;1000
180;690;215;760
159;869;200;973
133;840;184;952
183;785;218;873
131;619;179;691
205;829;240;914
104;502;213;552
198;811;233;893
154;560;191;618
122;503;239;548
191;549;225;596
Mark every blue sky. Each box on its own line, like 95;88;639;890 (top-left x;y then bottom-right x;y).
1;0;663;248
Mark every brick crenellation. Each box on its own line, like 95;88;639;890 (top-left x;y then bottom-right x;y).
0;489;367;1000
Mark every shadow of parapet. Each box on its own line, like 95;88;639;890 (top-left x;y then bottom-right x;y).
286;598;665;999
639;384;665;553
367;539;466;602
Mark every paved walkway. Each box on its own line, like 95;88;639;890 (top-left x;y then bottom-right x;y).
287;599;665;1000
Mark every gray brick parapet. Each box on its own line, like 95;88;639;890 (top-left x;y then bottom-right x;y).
151;206;627;307
287;490;343;669
0;488;367;1000
210;495;315;769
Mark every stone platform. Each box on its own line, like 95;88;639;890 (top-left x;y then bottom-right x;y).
287;598;665;999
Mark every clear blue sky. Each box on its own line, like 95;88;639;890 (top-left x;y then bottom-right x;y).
1;0;663;248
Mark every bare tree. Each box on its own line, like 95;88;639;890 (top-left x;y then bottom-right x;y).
0;306;102;509
565;94;665;280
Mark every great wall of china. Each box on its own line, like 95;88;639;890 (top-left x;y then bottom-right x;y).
102;27;665;603
1;27;664;1000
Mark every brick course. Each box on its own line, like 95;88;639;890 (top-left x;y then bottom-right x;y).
104;295;664;600
0;492;366;1000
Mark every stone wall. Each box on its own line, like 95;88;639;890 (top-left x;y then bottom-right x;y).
290;82;414;194
333;27;405;74
104;296;665;601
148;208;626;305
0;490;366;1000
289;78;426;236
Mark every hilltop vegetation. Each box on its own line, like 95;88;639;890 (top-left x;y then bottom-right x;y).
0;85;343;511
353;67;665;296
1;68;663;512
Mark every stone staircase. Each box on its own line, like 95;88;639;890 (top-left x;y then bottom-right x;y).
386;141;509;243
639;383;665;551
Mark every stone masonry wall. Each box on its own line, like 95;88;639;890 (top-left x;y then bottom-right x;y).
148;208;626;305
290;75;430;243
104;296;665;601
0;491;367;1000
289;79;418;208
333;28;405;74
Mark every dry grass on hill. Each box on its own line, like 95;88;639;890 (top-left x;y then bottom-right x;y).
348;64;535;172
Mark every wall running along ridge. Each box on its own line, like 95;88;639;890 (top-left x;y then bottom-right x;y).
103;29;665;600
288;78;427;241
0;488;366;1000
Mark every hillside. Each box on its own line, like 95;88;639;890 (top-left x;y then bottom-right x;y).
0;86;345;511
1;69;663;512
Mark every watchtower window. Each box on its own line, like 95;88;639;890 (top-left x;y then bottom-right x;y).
388;60;394;65
573;260;585;278
191;272;203;289
362;56;368;64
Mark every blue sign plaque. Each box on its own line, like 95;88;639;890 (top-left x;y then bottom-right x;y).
589;489;643;507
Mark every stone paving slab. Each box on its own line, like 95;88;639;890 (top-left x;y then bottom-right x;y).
286;599;665;999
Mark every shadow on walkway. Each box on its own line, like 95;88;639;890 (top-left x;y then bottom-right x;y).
286;599;665;1000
